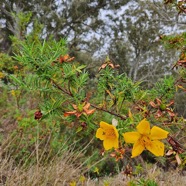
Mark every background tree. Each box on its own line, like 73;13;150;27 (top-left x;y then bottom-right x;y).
0;0;185;84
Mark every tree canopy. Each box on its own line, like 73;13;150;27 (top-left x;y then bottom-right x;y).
1;0;185;84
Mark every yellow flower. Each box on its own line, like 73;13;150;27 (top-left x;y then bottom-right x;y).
123;119;169;158
96;121;119;150
11;90;16;97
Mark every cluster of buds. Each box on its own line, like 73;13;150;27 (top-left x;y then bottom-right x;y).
149;98;175;120
98;58;120;71
123;164;133;176
64;102;96;118
175;77;186;92
172;59;186;69
166;135;185;165
57;54;75;63
110;148;125;161
134;101;149;118
52;54;75;66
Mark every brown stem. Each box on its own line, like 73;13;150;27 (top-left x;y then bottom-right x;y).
51;78;127;120
51;79;72;96
90;104;127;120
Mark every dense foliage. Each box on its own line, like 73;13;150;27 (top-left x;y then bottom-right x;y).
0;0;186;185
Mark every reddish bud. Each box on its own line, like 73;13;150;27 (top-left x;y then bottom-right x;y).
81;122;87;129
34;110;43;120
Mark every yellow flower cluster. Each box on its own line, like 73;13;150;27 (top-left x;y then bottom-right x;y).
96;119;169;158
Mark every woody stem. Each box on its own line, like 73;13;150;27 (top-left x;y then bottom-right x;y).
51;78;127;120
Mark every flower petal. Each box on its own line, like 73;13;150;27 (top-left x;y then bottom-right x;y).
96;128;106;140
113;126;119;138
131;140;145;158
150;126;169;140
146;140;164;156
136;119;150;135
103;138;118;150
100;121;119;138
123;132;140;143
100;121;112;129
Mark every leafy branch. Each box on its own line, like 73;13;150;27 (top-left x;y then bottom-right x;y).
50;78;127;120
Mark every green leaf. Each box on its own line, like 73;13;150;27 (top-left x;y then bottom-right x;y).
9;75;27;88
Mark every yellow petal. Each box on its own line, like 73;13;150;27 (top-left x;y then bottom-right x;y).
96;128;106;140
123;132;140;143
103;138;118;150
146;140;164;156
150;126;169;140
100;121;119;138
113;126;119;138
136;119;150;135
100;121;112;129
131;140;145;158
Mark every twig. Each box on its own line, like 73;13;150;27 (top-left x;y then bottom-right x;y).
90;104;127;120
51;78;127;120
51;79;72;96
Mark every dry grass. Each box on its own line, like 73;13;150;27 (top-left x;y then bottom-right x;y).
0;152;81;185
0;134;104;186
0;148;186;186
102;165;186;186
0;130;185;186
